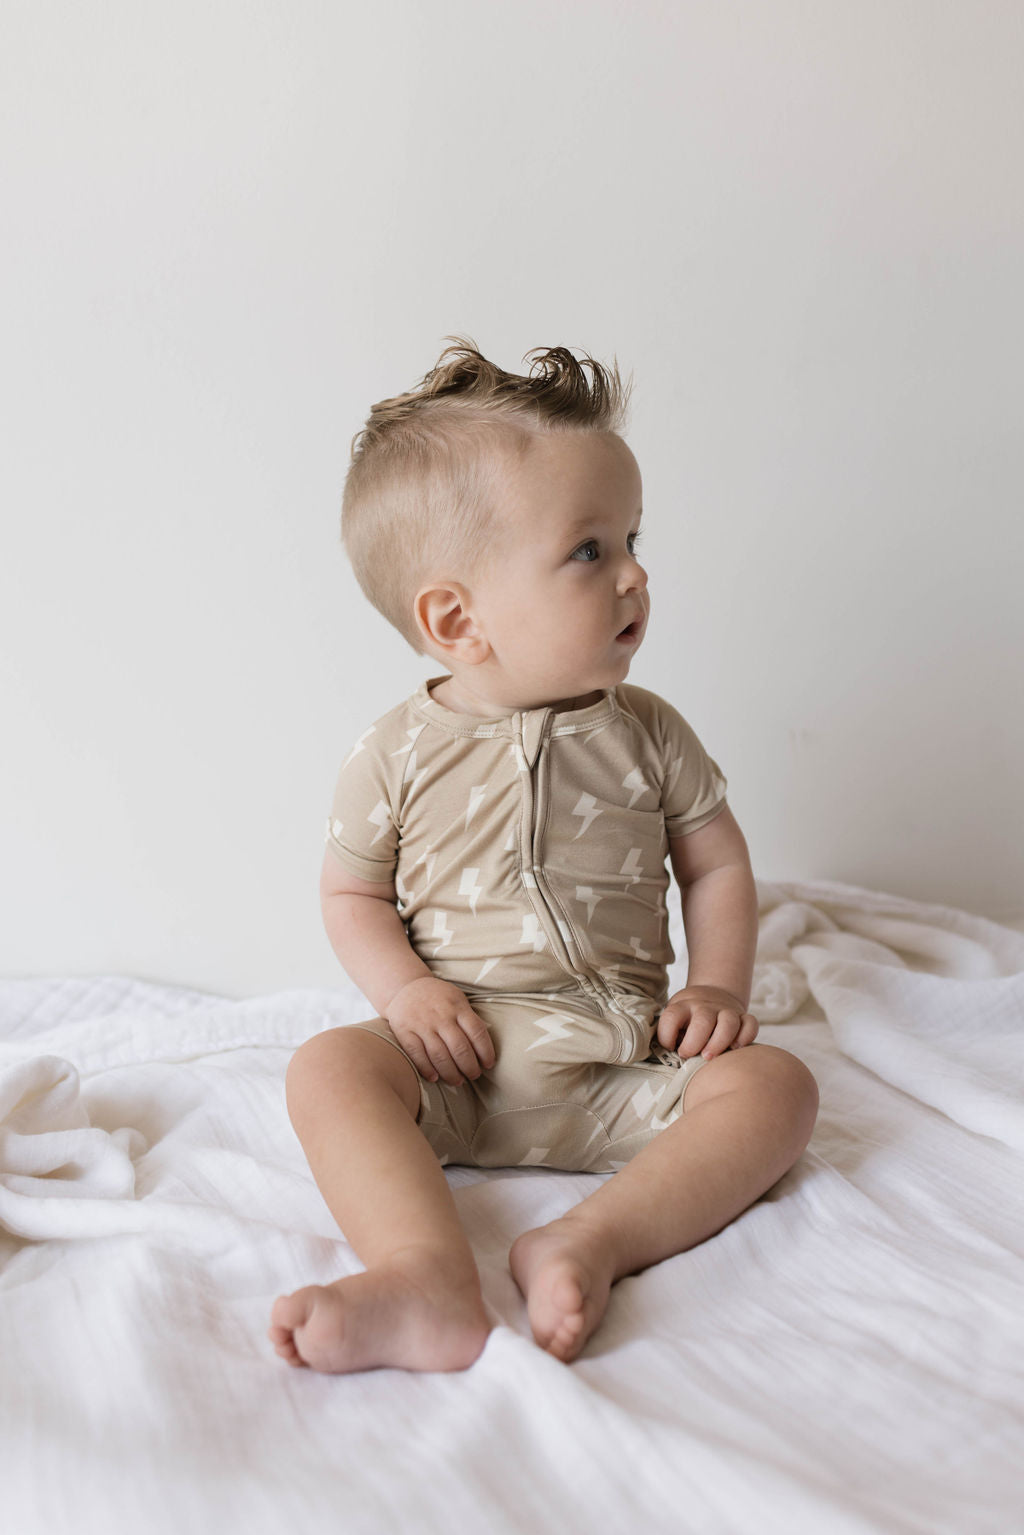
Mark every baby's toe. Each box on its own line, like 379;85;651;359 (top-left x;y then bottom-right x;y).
269;1292;317;1365
550;1308;586;1358
277;1343;307;1367
271;1290;312;1333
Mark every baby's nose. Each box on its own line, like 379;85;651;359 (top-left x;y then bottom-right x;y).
618;554;648;592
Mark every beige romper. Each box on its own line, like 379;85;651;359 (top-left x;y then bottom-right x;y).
325;677;728;1173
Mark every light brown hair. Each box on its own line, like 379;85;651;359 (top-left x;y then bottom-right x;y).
340;335;634;653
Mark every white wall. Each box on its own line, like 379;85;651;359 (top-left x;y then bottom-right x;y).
3;1;1022;997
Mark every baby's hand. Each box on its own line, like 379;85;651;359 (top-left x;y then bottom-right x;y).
655;985;759;1060
385;977;496;1087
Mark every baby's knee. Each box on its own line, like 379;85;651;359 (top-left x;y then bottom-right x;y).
751;1044;819;1138
688;1043;817;1139
285;1024;409;1121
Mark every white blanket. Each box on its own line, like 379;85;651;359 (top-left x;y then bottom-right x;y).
2;880;1023;1535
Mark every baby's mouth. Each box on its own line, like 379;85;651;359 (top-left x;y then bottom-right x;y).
616;619;642;641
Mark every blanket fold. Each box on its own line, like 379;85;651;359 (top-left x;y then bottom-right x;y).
753;881;1024;1153
0;1055;144;1231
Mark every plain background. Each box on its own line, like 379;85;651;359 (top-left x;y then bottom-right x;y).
2;1;1022;996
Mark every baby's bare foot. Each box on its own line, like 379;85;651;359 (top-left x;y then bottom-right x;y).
268;1254;490;1374
509;1216;616;1363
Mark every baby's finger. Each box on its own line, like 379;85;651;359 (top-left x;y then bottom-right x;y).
656;1004;689;1050
423;1034;465;1087
728;1013;760;1050
458;1008;496;1071
392;1029;441;1085
440;1024;486;1081
700;1009;743;1059
677;1006;717;1059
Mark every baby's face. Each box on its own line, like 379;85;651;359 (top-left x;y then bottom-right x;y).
467;432;649;710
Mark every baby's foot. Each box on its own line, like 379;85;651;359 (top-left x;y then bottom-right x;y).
268;1255;490;1374
509;1216;616;1363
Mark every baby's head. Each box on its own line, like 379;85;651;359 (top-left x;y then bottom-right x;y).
341;337;648;711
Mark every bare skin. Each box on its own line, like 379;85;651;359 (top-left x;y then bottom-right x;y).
268;1030;491;1374
507;1218;617;1362
269;1254;490;1374
268;1028;818;1370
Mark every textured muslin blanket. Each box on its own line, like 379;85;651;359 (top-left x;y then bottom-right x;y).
1;879;1023;1535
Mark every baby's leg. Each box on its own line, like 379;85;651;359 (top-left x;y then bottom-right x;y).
510;1044;818;1362
269;1026;489;1373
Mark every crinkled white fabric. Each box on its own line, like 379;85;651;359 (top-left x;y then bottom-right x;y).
1;879;1023;1535
0;1054;143;1214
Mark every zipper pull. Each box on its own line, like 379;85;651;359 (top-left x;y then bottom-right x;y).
521;708;550;770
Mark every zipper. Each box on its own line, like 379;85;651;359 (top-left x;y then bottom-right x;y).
516;709;638;1064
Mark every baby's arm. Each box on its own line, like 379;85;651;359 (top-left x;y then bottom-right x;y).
320;851;495;1086
656;805;760;1060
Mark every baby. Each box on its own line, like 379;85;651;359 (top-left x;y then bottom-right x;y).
269;337;818;1373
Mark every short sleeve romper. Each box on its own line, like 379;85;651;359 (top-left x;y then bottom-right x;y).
324;676;728;1173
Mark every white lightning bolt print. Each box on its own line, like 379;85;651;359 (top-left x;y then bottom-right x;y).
622;766;652;808
459;866;483;914
525;1013;574;1052
465;786;487;829
343;726;376;768
367;800;392;846
429;911;455;955
620;847;644;884
629;1080;659;1121
629;935;652;961
400;750;429;796
576;885;601;921
519;914;547;952
474;957;500;985
572;792;602;839
387;724;426;759
666;755;684;792
581;1120;607;1151
413;845;438;883
519;1147;553;1166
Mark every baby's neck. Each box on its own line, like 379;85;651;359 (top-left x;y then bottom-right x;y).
429;677;605;718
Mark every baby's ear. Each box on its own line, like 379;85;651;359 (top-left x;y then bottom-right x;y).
413;583;490;665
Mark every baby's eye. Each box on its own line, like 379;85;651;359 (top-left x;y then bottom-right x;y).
570;540;600;562
628;530;643;554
